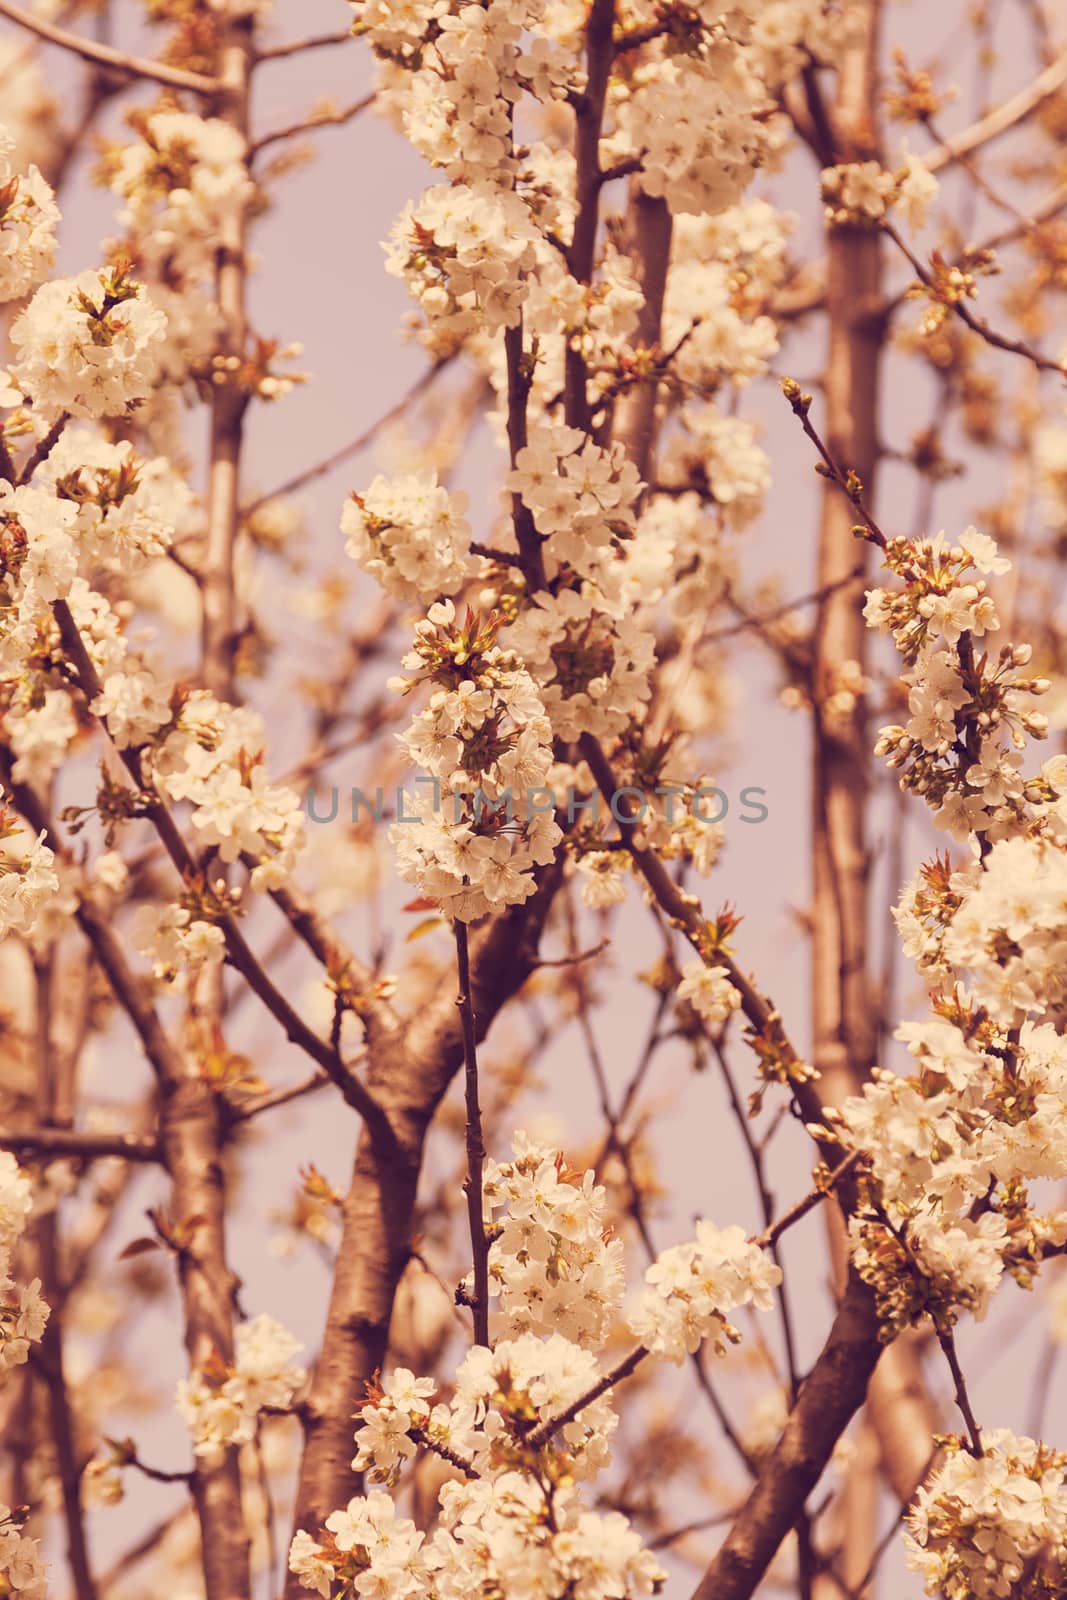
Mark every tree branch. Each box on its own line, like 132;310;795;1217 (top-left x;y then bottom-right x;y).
251;93;374;157
455;921;491;1347
0;0;219;93
0;1128;161;1163
925;47;1067;172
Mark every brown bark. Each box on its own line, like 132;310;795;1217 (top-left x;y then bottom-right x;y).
283;869;561;1574
158;1077;251;1600
180;26;256;1598
32;958;98;1600
689;1273;886;1600
811;0;939;1509
611;190;672;483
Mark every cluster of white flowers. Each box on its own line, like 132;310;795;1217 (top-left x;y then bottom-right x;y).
506;422;642;583
821;152;938;231
832;528;1067;1333
0;479;81;673
293;1477;663;1600
613;47;770;217
628;1220;782;1362
0;1153;49;1376
905;1432;1067;1598
479;1133;626;1345
37;427;188;574
385;184;543;350
358;0;576;185
505;585;655;743
177;1314;305;1458
342;472;472;602
671;404;771;531
291;1130;789;1596
660;208;783;401
0;1504;47;1600
0;121;58;303
866;529;1049;840
132;900;226;986
676;960;742;1030
521;249;642;412
150;692;305;890
836;1003;1067;1333
390;601;561;920
9;263;167;418
0;801;59;942
103;110;252;282
5;688;78;788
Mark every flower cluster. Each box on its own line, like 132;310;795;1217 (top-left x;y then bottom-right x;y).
37;427;184;573
0;1505;47;1600
177;1313;305;1457
821;152;938;231
385;184;542;351
342;472;472;602
504;586;655;743
867;529;1049;840
905;1431;1067;1599
292;1477;664;1600
390;601;561;920
357;0;576;186
832;527;1067;1334
102;109;253;282
0;121;58;303
479;1133;626;1345
627;1220;782;1362
150;692;305;890
0;799;59;942
613;46;771;218
293;1138;787;1598
505;423;642;583
10;263;167;418
132;899;226;985
0;1152;49;1376
676;960;742;1030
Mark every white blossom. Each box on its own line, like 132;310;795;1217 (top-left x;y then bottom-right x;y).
11;264;167;418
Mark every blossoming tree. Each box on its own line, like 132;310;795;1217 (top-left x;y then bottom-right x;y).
2;1;1067;1598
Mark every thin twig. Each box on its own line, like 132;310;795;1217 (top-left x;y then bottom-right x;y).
701;570;867;644
255;29;353;61
226;1071;331;1125
243;357;452;513
936;1327;984;1457
924;46;1067;173
883;219;1067;379
754;1149;865;1252
455;921;491;1347
18;412;69;485
525;1345;647;1450
780;381;889;549
250;93;374;157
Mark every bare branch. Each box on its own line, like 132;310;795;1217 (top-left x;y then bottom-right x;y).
754;1149;865;1252
925;47;1067;172
455;921;491;1347
251;93;374;157
244;357;453;514
883;218;1067;379
255;29;353;61
0;0;220;93
0;1128;161;1163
